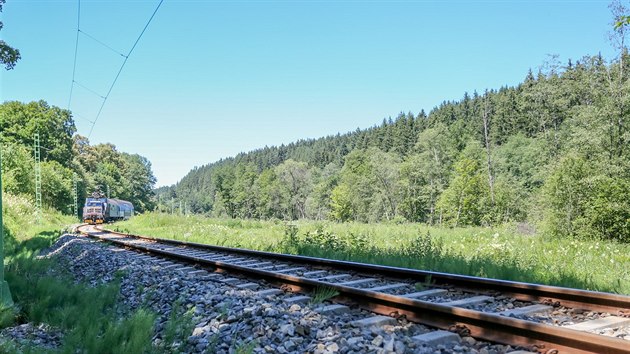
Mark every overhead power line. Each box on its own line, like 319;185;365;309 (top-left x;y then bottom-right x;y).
67;0;80;110
73;80;106;99
73;112;95;124
66;0;164;139
87;0;165;139
79;29;127;58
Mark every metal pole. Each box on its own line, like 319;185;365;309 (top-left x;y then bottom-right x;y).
73;173;79;219
0;140;14;306
33;133;42;224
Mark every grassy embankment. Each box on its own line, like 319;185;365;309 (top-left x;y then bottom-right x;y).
117;212;630;295
0;195;190;353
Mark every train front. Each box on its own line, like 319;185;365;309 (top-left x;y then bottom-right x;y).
83;199;106;224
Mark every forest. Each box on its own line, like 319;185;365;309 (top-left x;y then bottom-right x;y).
2;12;629;244
158;53;630;242
0;100;157;214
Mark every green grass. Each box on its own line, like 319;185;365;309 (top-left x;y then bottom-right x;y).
118;212;630;295
0;195;193;353
309;286;340;305
158;300;194;353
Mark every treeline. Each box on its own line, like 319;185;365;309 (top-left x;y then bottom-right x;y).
0;100;157;215
161;54;629;241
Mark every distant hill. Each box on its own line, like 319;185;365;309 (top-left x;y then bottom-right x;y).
157;54;630;241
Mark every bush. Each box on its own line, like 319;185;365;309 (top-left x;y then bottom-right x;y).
584;176;630;242
304;228;344;250
543;155;630;241
403;231;444;259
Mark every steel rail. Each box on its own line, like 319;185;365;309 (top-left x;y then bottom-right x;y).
90;225;630;314
78;225;630;354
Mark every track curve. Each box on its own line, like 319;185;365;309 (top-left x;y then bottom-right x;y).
76;224;630;354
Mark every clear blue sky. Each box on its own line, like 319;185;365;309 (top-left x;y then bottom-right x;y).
0;0;618;186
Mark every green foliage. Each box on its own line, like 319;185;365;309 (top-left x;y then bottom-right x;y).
158;300;194;353
0;303;18;328
0;101;75;167
303;228;344;250
282;223;299;247
1;100;157;215
119;213;630;294
585;176;630;242
0;199;208;352
41;160;73;213
309;286;340;305
154;51;630;241
254;168;285;219
0;0;21;70
0;143;33;196
75;141;157;213
4;245;158;353
232;339;257;354
543;155;630;241
329;184;352;222
403;231;444;260
436;143;489;226
275;159;312;220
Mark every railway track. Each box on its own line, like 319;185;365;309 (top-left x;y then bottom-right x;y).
77;224;630;354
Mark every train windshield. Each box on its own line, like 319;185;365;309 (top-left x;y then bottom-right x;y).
87;202;102;207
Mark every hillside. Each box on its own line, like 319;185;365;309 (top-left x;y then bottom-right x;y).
159;54;630;241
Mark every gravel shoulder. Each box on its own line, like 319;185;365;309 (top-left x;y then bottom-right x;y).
2;234;534;353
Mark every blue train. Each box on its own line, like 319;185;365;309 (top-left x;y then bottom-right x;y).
82;193;134;224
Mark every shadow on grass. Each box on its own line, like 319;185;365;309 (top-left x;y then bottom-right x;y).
19;231;59;252
3;229;59;258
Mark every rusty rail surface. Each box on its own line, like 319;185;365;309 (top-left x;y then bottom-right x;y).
77;224;630;354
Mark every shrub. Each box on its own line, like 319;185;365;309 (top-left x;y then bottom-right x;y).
543;155;630;241
403;231;444;259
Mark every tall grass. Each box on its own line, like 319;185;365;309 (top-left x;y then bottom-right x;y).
1;194;191;352
119;212;630;295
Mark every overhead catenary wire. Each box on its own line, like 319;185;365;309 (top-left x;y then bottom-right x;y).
73;112;95;124
73;80;106;99
66;0;164;139
86;0;164;139
67;0;81;110
78;29;128;58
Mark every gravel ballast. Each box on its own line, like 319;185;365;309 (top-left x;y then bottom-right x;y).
2;233;543;353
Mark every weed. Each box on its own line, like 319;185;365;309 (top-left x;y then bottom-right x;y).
0;304;18;328
159;300;194;353
117;213;630;295
82;309;156;354
205;333;220;352
282;223;300;251
114;269;128;280
229;323;257;354
347;232;370;252
232;339;257;354
310;286;339;305
1;198;159;353
217;300;232;320
304;229;344;250
404;231;443;259
414;275;436;291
